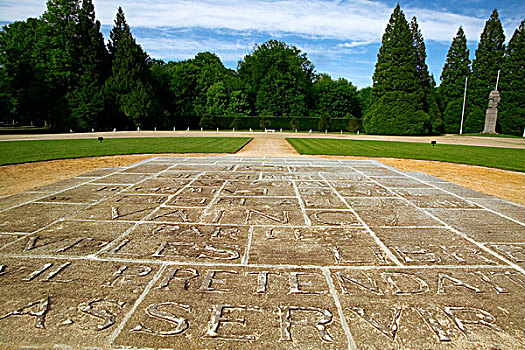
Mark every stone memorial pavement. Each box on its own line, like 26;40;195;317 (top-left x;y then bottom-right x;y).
0;156;524;350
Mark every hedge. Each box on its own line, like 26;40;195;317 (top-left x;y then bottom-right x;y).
205;116;363;132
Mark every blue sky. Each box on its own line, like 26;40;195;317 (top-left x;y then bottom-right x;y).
1;0;523;88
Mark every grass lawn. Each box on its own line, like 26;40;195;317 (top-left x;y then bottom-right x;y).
0;137;251;165
287;138;525;172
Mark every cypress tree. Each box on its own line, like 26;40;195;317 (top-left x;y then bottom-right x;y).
68;0;110;130
499;20;525;135
365;4;431;135
108;7;127;59
465;9;506;132
371;4;420;99
410;17;442;133
105;7;160;129
439;26;471;133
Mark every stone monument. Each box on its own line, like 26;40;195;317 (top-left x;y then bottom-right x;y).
482;89;500;134
482;70;501;134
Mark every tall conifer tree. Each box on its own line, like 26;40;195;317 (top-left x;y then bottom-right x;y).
371;4;420;99
499;20;524;135
105;7;160;129
439;26;471;133
465;9;506;132
365;4;431;135
68;0;110;129
410;17;442;133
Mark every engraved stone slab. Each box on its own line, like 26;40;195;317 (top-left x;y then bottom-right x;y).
488;243;525;267
167;187;220;207
372;227;506;265
0;258;159;349
222;180;297;196
429;209;525;243
0;234;23;248
30;178;91;193
119;163;174;174
0;203;85;233
371;176;434;189
299;188;348;209
124;178;190;194
249;226;395;266
331;180;393;197
332;267;525;349
346;198;441;227
41;184;126;203
0;192;47;211
102;223;249;263
72;195;168;221
1;220;134;257
91;173;148;185
113;266;348;349
393;188;481;209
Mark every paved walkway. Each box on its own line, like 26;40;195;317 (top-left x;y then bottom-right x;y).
0;156;523;349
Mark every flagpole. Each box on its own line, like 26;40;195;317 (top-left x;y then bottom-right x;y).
460;76;468;135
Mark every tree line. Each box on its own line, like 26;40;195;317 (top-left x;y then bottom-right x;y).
0;0;361;132
364;5;524;135
0;1;523;135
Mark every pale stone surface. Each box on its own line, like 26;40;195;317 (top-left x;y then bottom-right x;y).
0;157;523;349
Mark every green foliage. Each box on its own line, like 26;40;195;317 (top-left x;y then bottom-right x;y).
357;87;372;116
313;74;361;118
368;5;436;135
199;113;216;129
238;40;314;116
372;5;420;99
442;98;464;134
464;107;486;133
290;117;299;131
410;17;442;133
469;9;506;120
439;27;471;103
499;20;525;135
363;91;431;135
259;114;270;129
206;81;228;117
287;138;525;172
318;112;331;131
0;18;48;125
105;7;160;129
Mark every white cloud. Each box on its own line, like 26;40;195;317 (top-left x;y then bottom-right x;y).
337;40;374;48
0;0;512;44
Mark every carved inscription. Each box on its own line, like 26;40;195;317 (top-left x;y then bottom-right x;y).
132;302;190;336
279;306;334;342
0;296;50;329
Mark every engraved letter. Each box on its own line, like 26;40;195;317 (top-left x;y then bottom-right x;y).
204;305;259;340
442;306;501;339
279;306;334;342
131;302;190;336
288;272;327;295
158;268;199;290
0;296;50;329
381;272;429;295
437;273;481;294
348;306;404;340
198;270;237;293
246;271;280;293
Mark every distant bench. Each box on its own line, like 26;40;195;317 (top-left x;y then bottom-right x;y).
264;128;275;133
